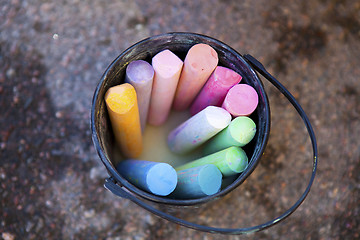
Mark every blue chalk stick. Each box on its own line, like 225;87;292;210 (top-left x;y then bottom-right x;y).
172;164;222;199
116;159;177;196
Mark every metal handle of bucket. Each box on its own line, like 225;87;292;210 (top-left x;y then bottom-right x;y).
104;54;318;235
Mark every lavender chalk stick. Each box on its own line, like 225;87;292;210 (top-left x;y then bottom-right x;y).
175;146;248;177
168;106;231;154
125;60;154;131
116;159;177;196
190;66;242;115
222;84;259;117
172;164;222;199
203;116;256;155
148;49;183;126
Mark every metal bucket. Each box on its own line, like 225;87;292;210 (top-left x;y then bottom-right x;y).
91;32;318;234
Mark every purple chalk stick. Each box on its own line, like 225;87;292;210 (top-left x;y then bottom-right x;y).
125;60;154;131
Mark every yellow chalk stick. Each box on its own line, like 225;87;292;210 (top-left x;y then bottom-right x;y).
105;83;142;158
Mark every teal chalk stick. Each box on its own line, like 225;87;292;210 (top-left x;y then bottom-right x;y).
172;164;222;199
116;159;177;196
203;116;256;155
175;146;248;177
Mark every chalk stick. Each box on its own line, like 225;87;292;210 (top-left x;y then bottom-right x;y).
125;60;154;132
148;49;183;126
190;66;242;115
116;159;177;196
173;44;218;111
105;83;142;158
203;116;256;155
168;106;231;154
172;164;222;199
222;84;259;117
175;146;248;177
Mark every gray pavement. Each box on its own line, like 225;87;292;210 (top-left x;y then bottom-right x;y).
1;0;359;239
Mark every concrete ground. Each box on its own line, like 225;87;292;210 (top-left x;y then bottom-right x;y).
1;0;359;239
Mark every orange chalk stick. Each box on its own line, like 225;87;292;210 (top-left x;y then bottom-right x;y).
173;43;218;111
105;83;143;158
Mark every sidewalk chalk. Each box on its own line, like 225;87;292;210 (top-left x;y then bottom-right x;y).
125;60;154;132
168;106;231;154
105;83;142;158
203;116;256;155
148;49;183;126
222;84;259;117
190;66;242;115
173;43;218;111
175;146;248;177
172;164;222;199
116;159;177;196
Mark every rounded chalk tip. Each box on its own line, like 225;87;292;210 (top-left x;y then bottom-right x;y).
126;60;154;83
215;66;242;86
146;163;178;196
104;83;136;114
151;49;183;77
225;147;248;175
204;106;232;129
230;116;257;146
198;164;222;195
223;84;259;117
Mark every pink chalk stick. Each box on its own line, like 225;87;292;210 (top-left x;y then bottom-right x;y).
222;84;259;117
173;44;218;111
190;66;242;115
148;49;183;126
125;60;154;131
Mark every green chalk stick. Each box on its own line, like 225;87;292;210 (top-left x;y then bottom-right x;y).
203;116;256;155
175;146;248;177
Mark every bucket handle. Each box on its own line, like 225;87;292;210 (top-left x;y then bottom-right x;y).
103;54;318;234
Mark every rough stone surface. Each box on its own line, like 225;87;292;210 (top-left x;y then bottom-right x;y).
1;0;359;239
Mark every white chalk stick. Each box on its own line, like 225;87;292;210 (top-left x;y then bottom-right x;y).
167;106;231;154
